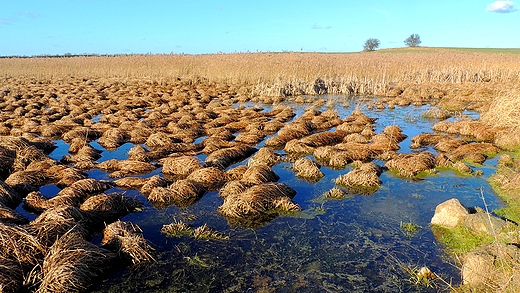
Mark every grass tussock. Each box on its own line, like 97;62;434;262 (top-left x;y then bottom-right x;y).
101;221;154;265
148;179;206;208
247;147;282;167
335;162;382;195
186;167;228;190
242;165;280;185
37;231;116;293
293;157;324;182
205;145;257;169
219;183;299;219
385;152;436;177
160;155;204;178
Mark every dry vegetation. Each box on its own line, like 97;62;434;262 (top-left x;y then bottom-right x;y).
1;48;520;292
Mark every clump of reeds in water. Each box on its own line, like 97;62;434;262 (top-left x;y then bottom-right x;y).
205;145;257;169
160;155;204;178
97;128;130;150
102;221;154;265
0;179;22;208
36;230;116;293
247;147;282;167
4;170;48;195
0;202;29;224
385;152;436;177
293;157;324;182
334;162;382;195
284;139;315;155
160;219;193;237
96;159;156;178
186;167;228;191
447;142;499;163
80;192;143;227
241;165;280;185
323;187;350;199
219;183;300;219
148;179;206;208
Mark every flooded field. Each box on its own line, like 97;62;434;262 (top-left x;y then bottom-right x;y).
22;96;498;293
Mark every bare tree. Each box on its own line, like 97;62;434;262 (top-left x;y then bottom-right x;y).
404;34;421;47
363;38;380;52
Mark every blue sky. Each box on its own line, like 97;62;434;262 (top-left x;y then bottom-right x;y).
0;0;518;56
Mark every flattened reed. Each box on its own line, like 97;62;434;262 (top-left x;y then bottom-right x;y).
80;193;143;225
0;179;22;208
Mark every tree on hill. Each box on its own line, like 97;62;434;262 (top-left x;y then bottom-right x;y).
363;38;380;51
404;34;421;47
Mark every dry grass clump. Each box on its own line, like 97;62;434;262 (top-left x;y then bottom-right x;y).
264;121;316;147
145;132;181;149
293;157;324;181
447;143;500;163
300;130;347;147
127;144;150;162
0;202;29;224
101;221;154;265
422;108;451;120
97;128;130;150
225;165;249;181
0;179;22;208
160;219;193;237
80;192;143;226
219;183;299;218
61;144;102;170
382;125;407;143
140;175;169;196
62;127;103;143
234;130;266;145
0;146;16;177
242;165;280;184
410;133;459;149
114;177;149;189
247;147;282;167
160;155;203;178
435;153;453;168
335;162;382;194
148;179;206;208
71;178;115;195
205;145;257;169
36;231;115;293
335;142;377;161
433;120;496;142
453;161;473;174
219;180;254;199
323;187;349;199
4;170;48;194
369;133;401;153
96;159;156;178
313;146;351;169
284;139;315;154
12;145;49;172
0;255;25;293
385;152;436;177
186;167;228;190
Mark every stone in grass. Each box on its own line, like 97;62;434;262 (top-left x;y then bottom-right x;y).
431;198;469;228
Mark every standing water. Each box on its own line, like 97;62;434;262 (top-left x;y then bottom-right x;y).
54;95;502;293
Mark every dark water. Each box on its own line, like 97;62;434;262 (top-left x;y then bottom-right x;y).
44;96;501;292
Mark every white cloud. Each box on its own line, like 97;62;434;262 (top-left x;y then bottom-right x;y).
311;23;332;30
486;1;517;13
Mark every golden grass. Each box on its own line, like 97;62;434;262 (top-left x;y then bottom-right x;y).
160;155;204;178
148;179;206;208
219;183;299;218
241;165;280;185
385;152;436;177
37;230;115;293
3;50;518;97
205;145;257;169
186;167;228;190
102;221;154;265
293;157;324;181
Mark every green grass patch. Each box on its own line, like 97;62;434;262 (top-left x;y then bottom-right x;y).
431;225;495;254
